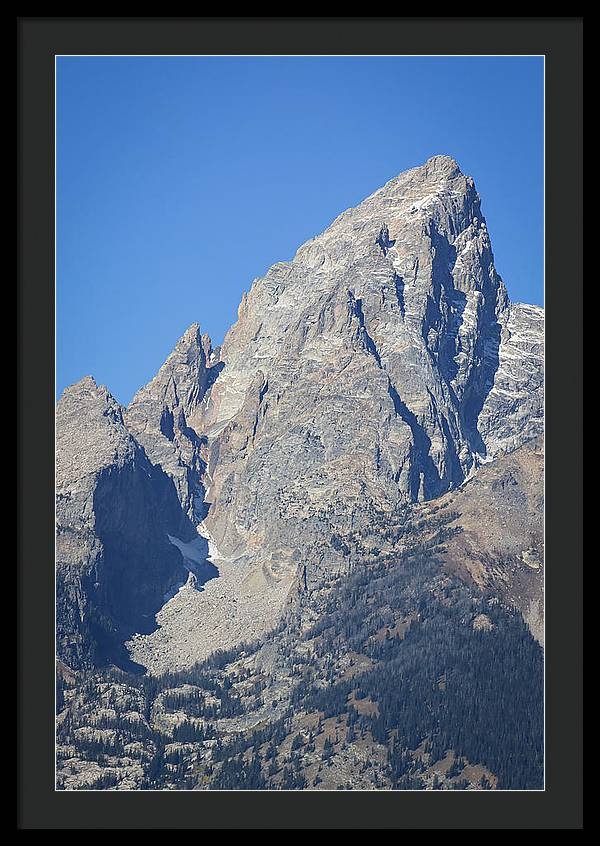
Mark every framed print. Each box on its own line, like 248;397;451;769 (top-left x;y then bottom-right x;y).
18;16;582;830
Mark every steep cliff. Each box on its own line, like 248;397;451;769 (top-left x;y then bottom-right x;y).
196;155;543;576
55;156;546;791
125;323;221;522
56;377;191;670
122;156;544;671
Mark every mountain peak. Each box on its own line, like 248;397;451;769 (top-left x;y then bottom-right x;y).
125;321;216;520
55;148;545;791
56;372;135;486
178;322;201;345
60;374;99;397
58;374;122;415
378;155;470;202
168;323;215;367
201;152;542;562
422;154;462;175
129;324;209;408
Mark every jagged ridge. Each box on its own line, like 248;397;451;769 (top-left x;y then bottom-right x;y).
56;156;544;673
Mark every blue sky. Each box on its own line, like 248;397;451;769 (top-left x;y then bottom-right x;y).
57;56;544;404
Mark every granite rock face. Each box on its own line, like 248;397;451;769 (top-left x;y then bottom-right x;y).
56;156;544;672
56;377;191;670
125;324;221;522
477;302;544;457
196;156;544;576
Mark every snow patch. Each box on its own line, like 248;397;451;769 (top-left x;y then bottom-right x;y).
167;534;209;568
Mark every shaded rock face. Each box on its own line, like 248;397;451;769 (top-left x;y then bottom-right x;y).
125;324;222;522
194;156;543;572
56;156;544;671
56;377;191;670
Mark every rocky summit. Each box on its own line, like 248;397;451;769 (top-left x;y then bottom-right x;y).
56;377;193;670
56;157;544;791
198;154;542;572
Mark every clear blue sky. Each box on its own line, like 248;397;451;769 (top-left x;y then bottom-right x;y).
57;56;543;404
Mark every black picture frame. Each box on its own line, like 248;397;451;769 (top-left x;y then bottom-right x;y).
18;17;583;829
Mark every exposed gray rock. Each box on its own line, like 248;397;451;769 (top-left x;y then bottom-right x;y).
477;302;544;458
56;376;190;670
57;156;544;673
196;155;543;576
125;324;221;522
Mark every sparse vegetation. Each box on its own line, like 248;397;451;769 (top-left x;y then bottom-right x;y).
56;507;542;791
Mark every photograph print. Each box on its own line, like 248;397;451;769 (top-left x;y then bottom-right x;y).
55;54;545;792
